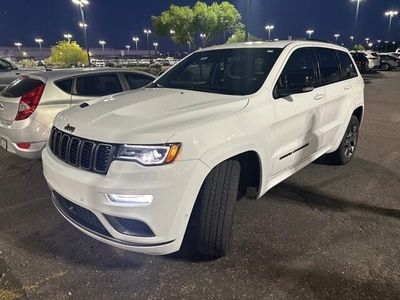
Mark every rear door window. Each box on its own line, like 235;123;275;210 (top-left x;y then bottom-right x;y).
55;78;73;94
337;51;358;79
316;48;341;85
74;74;123;96
0;77;43;98
124;73;154;90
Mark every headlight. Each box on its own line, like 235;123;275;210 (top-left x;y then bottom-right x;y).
116;144;181;166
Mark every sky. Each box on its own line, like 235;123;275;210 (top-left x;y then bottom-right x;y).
1;0;399;53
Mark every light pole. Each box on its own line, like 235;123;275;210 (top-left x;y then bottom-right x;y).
99;40;105;53
200;33;206;47
306;30;314;39
385;11;398;42
133;37;139;60
64;34;72;42
245;0;250;41
334;34;340;44
350;36;354;46
73;0;90;66
153;42;158;58
187;41;191;53
14;43;22;57
351;0;363;43
265;25;274;41
144;29;151;59
35;38;44;60
170;30;177;58
365;37;370;45
126;45;130;53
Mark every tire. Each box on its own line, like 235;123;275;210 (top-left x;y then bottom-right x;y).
195;160;241;259
328;115;360;165
381;63;390;71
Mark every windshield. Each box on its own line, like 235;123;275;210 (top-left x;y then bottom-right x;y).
155;48;282;96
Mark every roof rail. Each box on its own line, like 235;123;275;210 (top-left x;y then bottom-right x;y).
292;38;333;44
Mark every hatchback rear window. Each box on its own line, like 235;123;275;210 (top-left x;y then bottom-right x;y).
0;77;44;98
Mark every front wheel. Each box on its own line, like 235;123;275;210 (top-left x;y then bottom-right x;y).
328;115;360;165
381;63;390;71
194;160;241;259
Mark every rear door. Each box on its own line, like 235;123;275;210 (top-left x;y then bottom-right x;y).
316;48;358;146
0;77;45;124
70;73;124;106
271;47;327;176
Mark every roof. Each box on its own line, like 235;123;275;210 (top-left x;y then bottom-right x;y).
25;68;156;81
197;40;349;52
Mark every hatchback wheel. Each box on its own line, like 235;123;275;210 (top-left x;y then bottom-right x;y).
328;115;359;165
381;63;390;71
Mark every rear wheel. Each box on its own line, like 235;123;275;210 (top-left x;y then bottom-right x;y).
328;115;359;165
195;160;241;259
381;63;390;71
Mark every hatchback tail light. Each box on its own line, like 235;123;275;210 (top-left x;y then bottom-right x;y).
15;83;45;121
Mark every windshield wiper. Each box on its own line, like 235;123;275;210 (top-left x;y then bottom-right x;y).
146;82;164;88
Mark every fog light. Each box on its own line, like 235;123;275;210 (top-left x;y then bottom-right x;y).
106;194;153;206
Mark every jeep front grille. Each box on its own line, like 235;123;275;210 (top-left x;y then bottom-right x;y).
49;127;116;174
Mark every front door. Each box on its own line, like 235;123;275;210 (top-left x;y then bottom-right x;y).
271;47;326;176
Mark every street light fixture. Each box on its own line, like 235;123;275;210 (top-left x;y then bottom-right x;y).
14;42;22;57
365;37;370;44
133;37;139;59
143;29;152;59
153;42;158;57
306;30;314;39
200;33;206;47
385;10;399;41
64;34;73;42
126;45;130;52
265;25;274;41
351;0;363;43
35;38;44;60
350;36;354;45
72;0;90;66
99;40;105;52
334;34;340;44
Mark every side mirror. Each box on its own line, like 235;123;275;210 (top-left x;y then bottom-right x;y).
276;72;315;97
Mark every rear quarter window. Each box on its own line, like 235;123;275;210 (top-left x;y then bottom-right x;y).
316;48;341;85
337;51;358;79
0;77;44;98
54;78;73;94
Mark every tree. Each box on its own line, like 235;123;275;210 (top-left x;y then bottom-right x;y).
48;41;88;67
352;44;366;51
226;23;261;43
152;1;241;49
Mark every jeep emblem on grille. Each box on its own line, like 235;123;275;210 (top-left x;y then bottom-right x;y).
64;124;75;133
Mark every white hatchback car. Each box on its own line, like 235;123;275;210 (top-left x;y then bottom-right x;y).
0;69;155;158
42;41;364;259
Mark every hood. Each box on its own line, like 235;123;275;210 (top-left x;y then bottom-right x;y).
54;88;249;144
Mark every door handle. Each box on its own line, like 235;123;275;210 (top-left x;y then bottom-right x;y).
15;72;21;75
314;94;325;100
344;85;351;90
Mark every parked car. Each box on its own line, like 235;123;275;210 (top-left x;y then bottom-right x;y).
361;51;381;70
95;60;106;68
0;69;155;158
379;55;398;71
351;52;369;72
0;58;44;91
42;41;364;259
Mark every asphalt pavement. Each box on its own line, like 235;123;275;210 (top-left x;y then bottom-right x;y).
0;69;400;300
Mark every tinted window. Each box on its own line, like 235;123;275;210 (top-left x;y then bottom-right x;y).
0;78;43;98
124;73;154;90
55;78;73;94
155;48;282;96
75;74;123;96
276;47;316;91
337;51;358;79
316;48;341;85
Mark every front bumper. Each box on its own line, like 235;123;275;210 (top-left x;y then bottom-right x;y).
42;146;210;255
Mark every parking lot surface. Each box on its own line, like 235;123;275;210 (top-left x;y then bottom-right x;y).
1;70;400;300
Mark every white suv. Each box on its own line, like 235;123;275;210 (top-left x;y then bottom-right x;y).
42;41;364;259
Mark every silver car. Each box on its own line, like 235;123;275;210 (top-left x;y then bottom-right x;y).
0;68;155;158
0;58;44;91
